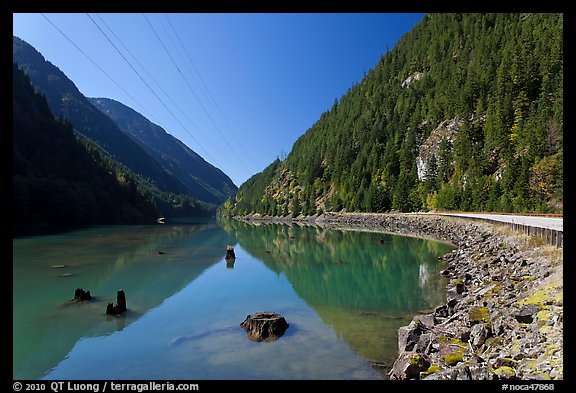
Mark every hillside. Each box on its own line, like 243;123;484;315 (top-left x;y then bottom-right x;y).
222;13;563;217
13;63;159;235
89;97;237;205
13;36;209;202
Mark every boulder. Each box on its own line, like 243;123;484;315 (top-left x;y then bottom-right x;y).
240;312;289;342
513;304;540;324
389;353;430;380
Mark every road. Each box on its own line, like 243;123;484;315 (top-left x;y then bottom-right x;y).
426;212;563;232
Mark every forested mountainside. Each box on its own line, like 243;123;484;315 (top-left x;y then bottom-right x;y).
13;36;235;210
12;36;196;198
13;63;212;236
89;97;237;205
222;13;563;218
14;64;151;235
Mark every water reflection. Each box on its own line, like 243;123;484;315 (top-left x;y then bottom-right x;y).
14;221;453;380
13;224;235;379
223;220;452;371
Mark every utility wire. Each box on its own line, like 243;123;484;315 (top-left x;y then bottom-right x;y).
86;13;221;167
40;13;158;125
164;14;260;171
93;14;225;165
143;13;253;175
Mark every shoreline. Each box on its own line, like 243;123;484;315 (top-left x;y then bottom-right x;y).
232;212;563;380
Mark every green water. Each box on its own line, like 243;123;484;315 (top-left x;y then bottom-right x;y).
13;221;452;380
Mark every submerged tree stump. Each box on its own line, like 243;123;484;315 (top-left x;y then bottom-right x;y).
240;312;289;342
226;246;236;260
106;290;127;315
74;288;92;302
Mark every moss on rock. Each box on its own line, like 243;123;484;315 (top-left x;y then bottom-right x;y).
443;351;464;366
494;366;516;379
469;306;490;324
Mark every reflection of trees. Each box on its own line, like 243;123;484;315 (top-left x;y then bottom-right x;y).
224;221;452;311
13;224;236;379
222;221;453;374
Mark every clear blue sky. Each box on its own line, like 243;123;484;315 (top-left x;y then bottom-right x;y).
13;13;425;187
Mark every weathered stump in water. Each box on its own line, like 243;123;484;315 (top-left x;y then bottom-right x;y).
74;288;92;301
106;290;127;315
225;246;236;259
240;312;289;342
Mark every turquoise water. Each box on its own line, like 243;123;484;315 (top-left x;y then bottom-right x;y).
13;221;452;380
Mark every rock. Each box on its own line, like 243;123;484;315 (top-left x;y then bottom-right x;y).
468;306;490;325
240;312;289;342
398;321;425;352
470;323;490;347
514;304;540;324
389;353;430;380
434;304;449;319
106;290;127;315
74;288;92;301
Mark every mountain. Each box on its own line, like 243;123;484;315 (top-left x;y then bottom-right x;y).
88;97;237;205
222;13;563;217
13;63;160;235
13;36;193;200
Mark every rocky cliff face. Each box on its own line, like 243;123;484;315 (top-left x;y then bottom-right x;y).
416;118;461;181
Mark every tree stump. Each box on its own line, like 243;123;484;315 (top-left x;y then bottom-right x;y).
106;290;127;315
226;246;236;259
240;312;289;342
74;288;92;301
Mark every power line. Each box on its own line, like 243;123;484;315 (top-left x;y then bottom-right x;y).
164;14;260;171
39;13;159;125
142;13;254;175
86;13;221;168
93;14;225;165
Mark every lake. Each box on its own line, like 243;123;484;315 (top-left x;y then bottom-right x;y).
13;220;453;380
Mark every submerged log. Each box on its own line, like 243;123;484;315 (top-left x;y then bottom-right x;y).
106;290;127;315
240;312;289;342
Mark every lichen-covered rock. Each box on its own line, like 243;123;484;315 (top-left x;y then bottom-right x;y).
390;353;430;380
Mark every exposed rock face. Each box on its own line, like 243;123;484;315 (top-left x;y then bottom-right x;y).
401;71;424;88
106;290;127;315
240;312;289;342
416;118;462;181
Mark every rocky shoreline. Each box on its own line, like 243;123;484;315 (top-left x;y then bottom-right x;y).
234;212;563;380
